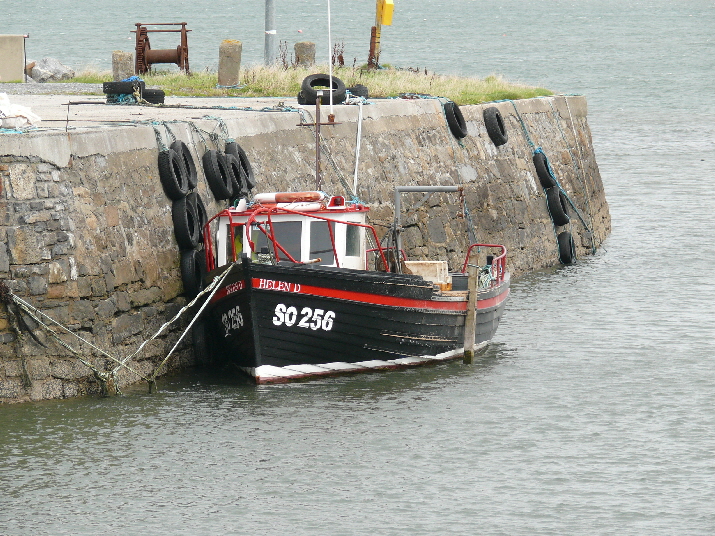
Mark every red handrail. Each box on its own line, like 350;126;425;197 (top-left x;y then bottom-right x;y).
461;243;507;284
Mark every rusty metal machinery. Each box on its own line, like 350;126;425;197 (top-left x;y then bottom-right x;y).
133;22;190;74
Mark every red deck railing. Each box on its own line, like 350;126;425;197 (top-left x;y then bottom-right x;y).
461;243;508;284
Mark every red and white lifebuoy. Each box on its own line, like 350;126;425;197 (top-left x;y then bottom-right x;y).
254;191;326;204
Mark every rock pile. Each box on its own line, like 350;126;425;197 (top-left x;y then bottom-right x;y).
26;58;75;83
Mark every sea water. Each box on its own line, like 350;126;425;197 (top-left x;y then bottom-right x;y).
2;1;715;534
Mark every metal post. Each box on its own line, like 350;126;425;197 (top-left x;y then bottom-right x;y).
264;0;276;64
315;92;322;190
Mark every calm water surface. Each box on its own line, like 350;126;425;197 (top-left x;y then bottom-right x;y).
2;1;715;534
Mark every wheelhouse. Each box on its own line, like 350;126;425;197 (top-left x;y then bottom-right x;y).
204;193;381;272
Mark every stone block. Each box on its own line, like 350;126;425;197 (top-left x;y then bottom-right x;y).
115;291;131;312
130;287;161;307
46;284;66;299
0;243;9;272
96;296;117;319
50;359;88;380
112;313;143;344
7;227;44;264
112;51;134;81
8;164;37;200
113;261;136;286
69;299;95;325
294;41;316;67
0;378;24;400
25;357;51;380
105;206;120;227
28;275;47;295
218;40;242;87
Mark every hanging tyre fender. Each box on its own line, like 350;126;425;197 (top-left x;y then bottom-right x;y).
444;101;468;139
300;73;347;105
224;153;247;200
202;150;234;200
172;196;200;250
158;148;189;201
225;142;256;191
545;186;570;227
557;231;575;265
533;151;557;188
483;106;508;146
187;191;208;244
180;248;205;298
170;140;198;190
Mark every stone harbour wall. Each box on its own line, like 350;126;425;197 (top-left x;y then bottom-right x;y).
0;95;610;403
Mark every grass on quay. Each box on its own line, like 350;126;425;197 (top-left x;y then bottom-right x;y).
68;65;551;104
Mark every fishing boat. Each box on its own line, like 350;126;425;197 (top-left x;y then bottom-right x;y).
192;185;510;383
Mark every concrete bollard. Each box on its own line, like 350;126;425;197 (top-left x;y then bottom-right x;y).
218;40;242;86
294;41;316;67
112;51;134;81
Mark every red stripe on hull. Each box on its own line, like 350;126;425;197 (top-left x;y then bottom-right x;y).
250;277;509;312
210;273;509;311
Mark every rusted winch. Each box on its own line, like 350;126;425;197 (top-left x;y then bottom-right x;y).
133;22;190;74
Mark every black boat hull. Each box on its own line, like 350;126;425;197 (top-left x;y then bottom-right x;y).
200;259;509;383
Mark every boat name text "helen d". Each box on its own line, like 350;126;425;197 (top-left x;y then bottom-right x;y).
256;279;302;293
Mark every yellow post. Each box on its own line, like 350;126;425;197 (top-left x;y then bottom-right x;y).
368;0;394;68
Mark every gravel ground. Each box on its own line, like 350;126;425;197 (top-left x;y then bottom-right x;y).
0;83;103;95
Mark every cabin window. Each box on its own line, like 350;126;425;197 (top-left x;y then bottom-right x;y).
252;221;302;262
309;221;336;265
345;224;361;257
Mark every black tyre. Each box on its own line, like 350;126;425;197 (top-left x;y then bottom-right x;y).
180;248;205;298
557;231;575;265
187;191;208;243
444;101;468;139
225;142;255;191
170;140;198;190
533;151;557;188
158;149;189;201
300;74;347;105
545;186;570;226
202;150;233;200
348;84;369;98
297;91;308;105
103;81;145;95
483;106;508;146
172;196;200;249
143;89;165;104
224;153;246;199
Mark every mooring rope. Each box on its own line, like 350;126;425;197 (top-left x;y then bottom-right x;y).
0;261;235;395
145;263;237;389
112;263;235;379
1;284;151;392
